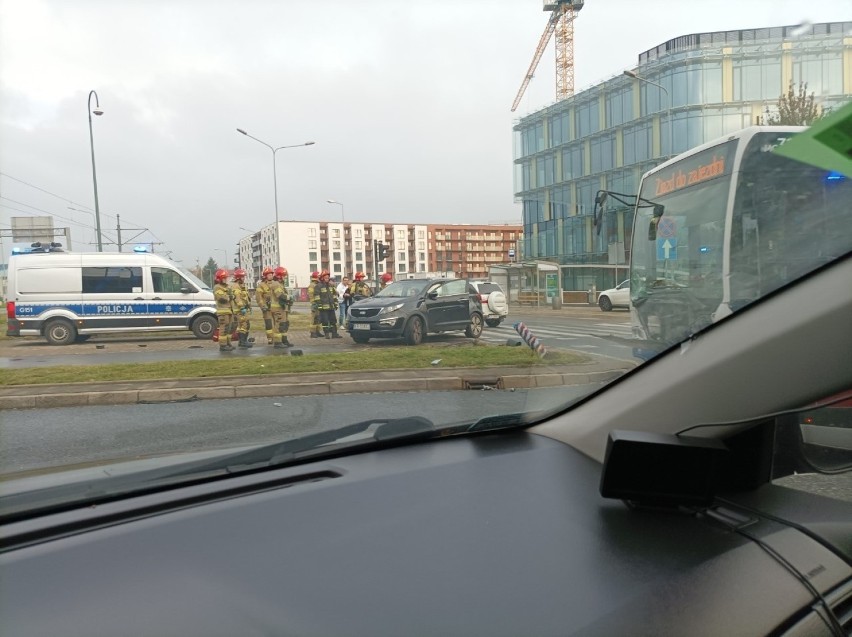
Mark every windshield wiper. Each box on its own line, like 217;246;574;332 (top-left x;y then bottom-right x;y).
0;416;435;522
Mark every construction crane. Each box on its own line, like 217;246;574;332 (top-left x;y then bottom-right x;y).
511;0;584;112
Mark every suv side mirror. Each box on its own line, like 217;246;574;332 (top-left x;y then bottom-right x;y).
427;291;439;300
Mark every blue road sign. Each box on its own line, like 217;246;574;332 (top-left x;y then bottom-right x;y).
657;237;678;260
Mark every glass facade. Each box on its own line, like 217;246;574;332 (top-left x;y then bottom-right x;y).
513;21;852;289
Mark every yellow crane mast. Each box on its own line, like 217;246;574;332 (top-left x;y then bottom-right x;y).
511;0;584;113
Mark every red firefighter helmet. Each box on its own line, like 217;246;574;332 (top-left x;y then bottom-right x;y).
320;269;330;280
214;268;229;284
233;268;247;282
262;266;274;277
311;270;320;280
354;271;366;281
273;266;288;280
381;273;393;284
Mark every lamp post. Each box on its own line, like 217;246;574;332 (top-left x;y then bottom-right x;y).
236;129;315;265
87;90;105;251
325;199;345;223
215;248;229;270
624;70;673;158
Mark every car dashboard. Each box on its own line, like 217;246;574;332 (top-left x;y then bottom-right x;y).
1;430;850;637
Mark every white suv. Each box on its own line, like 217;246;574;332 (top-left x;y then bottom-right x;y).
598;280;630;312
470;281;508;327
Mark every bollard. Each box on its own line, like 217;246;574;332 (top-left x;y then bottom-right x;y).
513;321;547;358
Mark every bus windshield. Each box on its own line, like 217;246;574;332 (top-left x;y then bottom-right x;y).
631;128;852;350
631;140;735;345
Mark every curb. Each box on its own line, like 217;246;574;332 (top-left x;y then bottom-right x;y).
0;365;632;410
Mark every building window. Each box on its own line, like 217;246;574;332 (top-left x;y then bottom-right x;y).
333;252;341;261
356;263;363;272
397;252;406;262
575;98;600;138
396;229;405;239
309;251;318;261
309;240;317;249
333;240;341;249
355;251;363;261
332;229;340;238
398;263;406;273
309;263;318;272
418;252;425;262
308;228;317;237
590;134;616;173
418;241;425;250
355;240;362;249
562;146;584;180
417;230;425;239
418;263;425;272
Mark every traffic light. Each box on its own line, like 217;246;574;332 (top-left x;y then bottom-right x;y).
376;243;388;261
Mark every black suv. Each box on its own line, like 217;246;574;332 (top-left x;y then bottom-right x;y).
347;278;484;345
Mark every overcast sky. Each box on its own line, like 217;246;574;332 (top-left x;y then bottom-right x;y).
1;0;849;266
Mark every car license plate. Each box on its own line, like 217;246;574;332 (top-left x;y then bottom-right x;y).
352;323;370;330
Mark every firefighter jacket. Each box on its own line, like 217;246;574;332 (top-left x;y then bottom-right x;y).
213;282;235;315
349;281;372;300
256;279;274;312
231;282;252;315
270;279;292;309
312;281;338;310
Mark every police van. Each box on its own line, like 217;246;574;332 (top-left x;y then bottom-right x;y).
5;250;218;345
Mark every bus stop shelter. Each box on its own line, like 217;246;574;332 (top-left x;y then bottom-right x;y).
488;261;562;308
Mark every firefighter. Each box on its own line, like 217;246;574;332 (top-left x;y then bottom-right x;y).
270;266;294;348
255;266;276;345
231;268;253;349
380;272;393;290
349;271;372;301
307;270;323;338
213;268;235;352
312;270;341;338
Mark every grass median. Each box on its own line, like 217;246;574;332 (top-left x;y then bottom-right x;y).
0;344;589;386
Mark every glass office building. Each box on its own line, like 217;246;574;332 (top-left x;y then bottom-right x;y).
513;21;852;291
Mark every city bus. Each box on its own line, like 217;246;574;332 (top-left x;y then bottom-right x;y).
629;125;851;351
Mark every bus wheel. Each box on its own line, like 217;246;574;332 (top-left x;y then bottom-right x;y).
44;319;77;346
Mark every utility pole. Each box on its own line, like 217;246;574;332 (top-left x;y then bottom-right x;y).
116;214;122;252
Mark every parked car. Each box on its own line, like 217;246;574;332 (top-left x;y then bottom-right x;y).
598;279;630;311
470;280;508;327
347;278;483;345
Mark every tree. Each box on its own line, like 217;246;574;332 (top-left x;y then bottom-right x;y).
201;257;219;287
763;80;823;126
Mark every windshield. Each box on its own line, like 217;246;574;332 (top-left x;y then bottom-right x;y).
0;2;849;512
178;265;210;291
374;279;429;298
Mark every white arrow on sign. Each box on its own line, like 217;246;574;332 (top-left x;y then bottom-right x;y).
663;239;673;259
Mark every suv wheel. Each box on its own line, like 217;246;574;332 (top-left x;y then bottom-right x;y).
465;313;483;339
404;316;424;345
598;296;613;312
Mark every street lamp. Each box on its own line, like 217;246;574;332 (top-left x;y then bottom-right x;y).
326;199;345;223
236;128;315;265
87;90;105;251
215;247;229;270
624;70;673;158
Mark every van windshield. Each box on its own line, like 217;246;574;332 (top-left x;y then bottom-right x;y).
178;266;210;290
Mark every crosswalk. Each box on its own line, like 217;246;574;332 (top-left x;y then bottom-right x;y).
479;321;632;346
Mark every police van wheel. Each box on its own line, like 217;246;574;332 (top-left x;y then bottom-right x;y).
192;315;217;339
44;319;77;346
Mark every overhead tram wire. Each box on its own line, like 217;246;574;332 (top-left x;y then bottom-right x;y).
0;171;158;235
0;172;171;252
